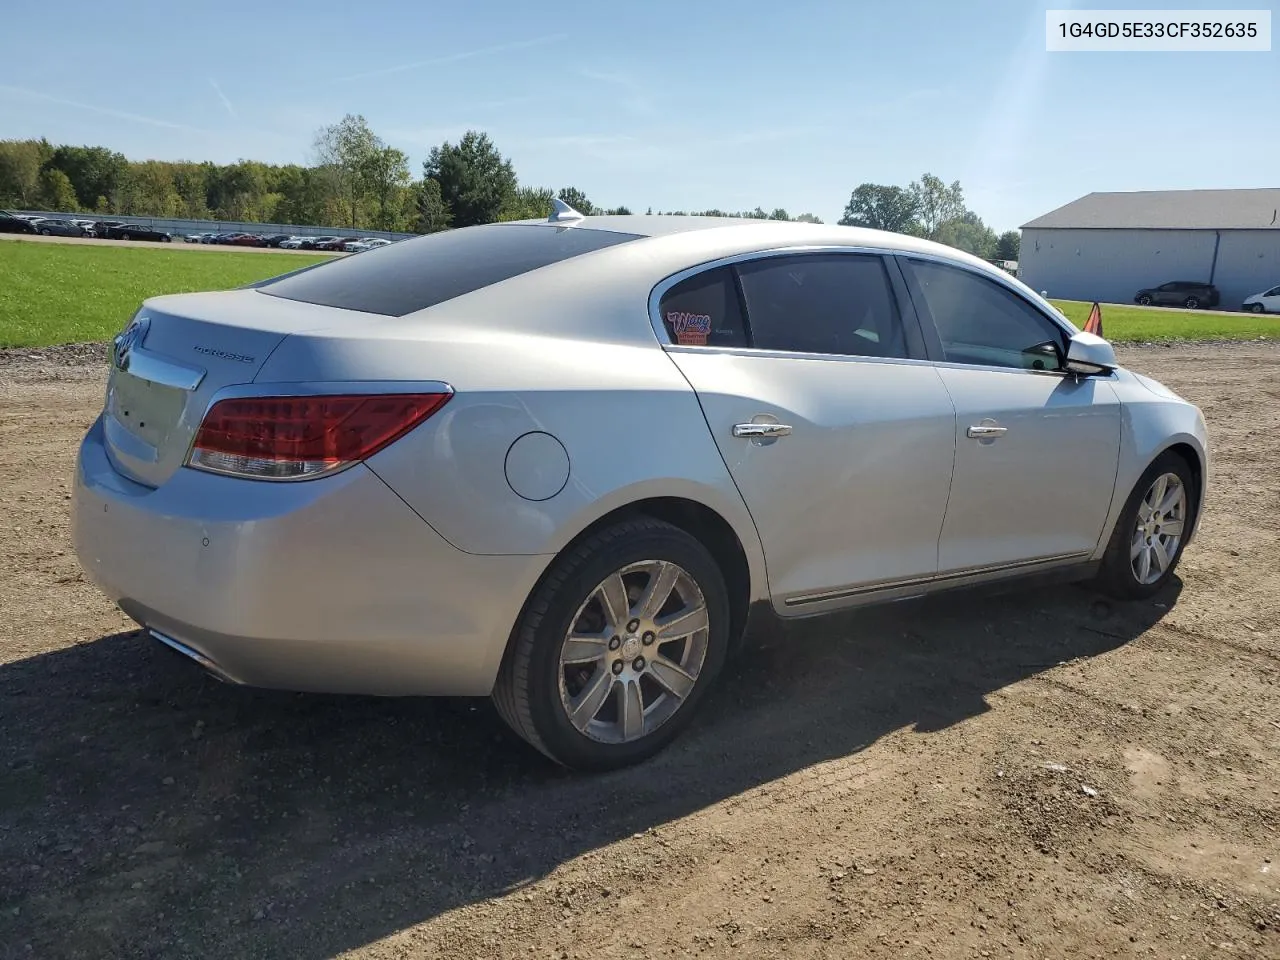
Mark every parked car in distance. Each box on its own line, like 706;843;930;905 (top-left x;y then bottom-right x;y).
184;233;213;243
0;210;38;234
92;220;127;237
1242;284;1280;314
279;236;323;249
260;234;294;247
32;218;89;237
99;223;172;242
345;238;392;253
1134;281;1219;310
72;212;1209;771
314;237;351;251
70;219;98;235
302;236;340;250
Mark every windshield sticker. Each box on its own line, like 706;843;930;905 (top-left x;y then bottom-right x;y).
667;311;712;346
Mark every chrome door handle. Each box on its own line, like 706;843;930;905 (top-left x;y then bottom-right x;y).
733;422;792;439
966;425;1008;439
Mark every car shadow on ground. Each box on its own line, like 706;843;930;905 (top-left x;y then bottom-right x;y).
0;578;1178;957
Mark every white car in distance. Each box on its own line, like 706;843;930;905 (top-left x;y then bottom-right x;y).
1242;284;1280;314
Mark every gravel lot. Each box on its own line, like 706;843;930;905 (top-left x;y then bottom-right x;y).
1;342;1277;960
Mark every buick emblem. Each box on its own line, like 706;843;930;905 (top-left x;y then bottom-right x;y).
111;316;150;372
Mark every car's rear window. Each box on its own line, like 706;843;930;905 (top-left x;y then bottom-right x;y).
257;223;642;317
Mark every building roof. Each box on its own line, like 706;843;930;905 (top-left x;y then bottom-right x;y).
1021;189;1280;231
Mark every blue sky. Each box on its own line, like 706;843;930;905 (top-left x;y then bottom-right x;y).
2;0;1276;230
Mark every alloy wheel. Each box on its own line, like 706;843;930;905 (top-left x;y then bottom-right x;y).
558;559;710;744
1130;472;1187;585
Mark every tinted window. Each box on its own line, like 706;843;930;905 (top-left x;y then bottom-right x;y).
735;254;907;358
657;267;748;347
260;223;641;317
903;259;1066;371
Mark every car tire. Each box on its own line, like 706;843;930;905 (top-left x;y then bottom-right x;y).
1249;303;1265;314
162;235;171;242
39;228;51;235
1136;295;1152;306
121;233;131;241
492;516;731;771
1095;450;1196;601
1184;297;1200;309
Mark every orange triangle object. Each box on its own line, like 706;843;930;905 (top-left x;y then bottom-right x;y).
1083;301;1103;336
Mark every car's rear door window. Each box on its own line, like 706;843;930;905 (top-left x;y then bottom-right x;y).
656;267;748;347
734;253;909;358
259;223;642;317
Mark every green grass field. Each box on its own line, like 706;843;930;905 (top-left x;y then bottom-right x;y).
2;239;1277;348
1050;299;1279;342
0;241;331;347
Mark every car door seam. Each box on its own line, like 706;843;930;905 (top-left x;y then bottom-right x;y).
656;347;774;599
929;365;961;577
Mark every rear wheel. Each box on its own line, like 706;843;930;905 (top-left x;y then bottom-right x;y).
121;233;131;241
493;517;730;770
1095;451;1195;600
1184;297;1200;309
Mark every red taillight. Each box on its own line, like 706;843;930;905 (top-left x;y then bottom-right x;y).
187;392;451;480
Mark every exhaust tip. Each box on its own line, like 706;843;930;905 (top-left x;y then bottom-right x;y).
148;629;239;685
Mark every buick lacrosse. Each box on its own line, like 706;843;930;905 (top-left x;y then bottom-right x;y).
73;202;1208;769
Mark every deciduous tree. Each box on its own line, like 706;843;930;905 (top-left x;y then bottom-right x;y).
556;186;594;215
908;173;966;240
313;114;380;228
416;177;454;232
839;184;918;233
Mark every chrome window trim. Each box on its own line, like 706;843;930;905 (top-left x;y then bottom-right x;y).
893;249;1081;344
663;342;936;370
647;243;1081;364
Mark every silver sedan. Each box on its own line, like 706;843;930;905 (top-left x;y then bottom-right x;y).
73;206;1209;770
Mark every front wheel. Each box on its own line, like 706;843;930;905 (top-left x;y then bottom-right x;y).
1136;295;1152;306
1250;303;1266;314
493;517;730;770
120;233;131;241
1095;451;1196;600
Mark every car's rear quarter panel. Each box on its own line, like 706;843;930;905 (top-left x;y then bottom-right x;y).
250;254;771;600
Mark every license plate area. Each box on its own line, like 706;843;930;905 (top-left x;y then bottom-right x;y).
107;370;188;453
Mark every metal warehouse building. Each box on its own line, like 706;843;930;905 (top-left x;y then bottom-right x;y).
1018;188;1280;311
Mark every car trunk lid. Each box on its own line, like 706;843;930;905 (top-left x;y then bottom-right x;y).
101;289;377;488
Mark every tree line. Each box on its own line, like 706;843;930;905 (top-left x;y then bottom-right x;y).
0;115;822;233
839;174;1020;261
0;117;1016;261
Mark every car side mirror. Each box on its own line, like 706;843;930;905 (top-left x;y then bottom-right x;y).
1064;331;1117;376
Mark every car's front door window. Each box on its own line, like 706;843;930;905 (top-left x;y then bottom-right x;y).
901;259;1066;372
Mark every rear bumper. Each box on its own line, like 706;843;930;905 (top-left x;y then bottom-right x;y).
72;415;550;696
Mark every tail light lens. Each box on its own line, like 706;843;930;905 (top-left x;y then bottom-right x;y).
187;392;451;480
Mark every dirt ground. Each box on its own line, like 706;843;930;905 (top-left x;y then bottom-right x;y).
1;342;1277;960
